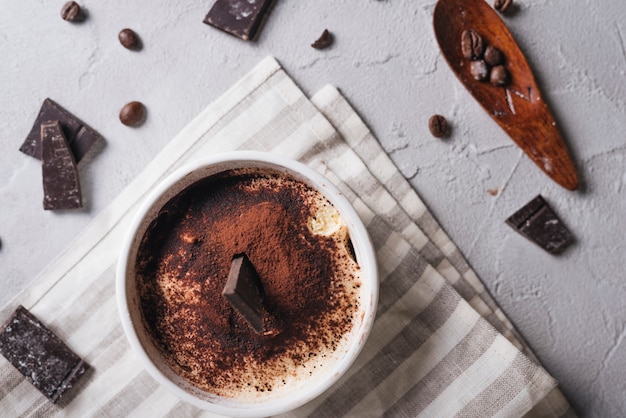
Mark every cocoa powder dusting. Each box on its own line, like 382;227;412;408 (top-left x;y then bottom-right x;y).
135;169;361;398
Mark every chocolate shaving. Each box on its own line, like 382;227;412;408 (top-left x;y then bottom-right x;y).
20;98;101;163
41;121;82;210
506;195;573;254
0;306;89;403
204;0;274;41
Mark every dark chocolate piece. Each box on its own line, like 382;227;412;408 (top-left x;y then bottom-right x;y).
20;98;101;163
0;306;89;403
204;0;273;41
222;253;281;336
506;195;573;254
41;121;82;210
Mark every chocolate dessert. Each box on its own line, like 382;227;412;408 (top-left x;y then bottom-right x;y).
134;168;363;400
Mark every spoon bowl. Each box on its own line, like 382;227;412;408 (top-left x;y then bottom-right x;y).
433;0;578;190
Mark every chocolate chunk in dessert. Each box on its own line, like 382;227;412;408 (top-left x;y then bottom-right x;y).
20;98;101;163
204;0;274;41
222;253;280;336
506;195;573;254
0;306;89;403
41;121;82;210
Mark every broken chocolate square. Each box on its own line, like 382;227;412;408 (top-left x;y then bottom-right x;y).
506;195;573;254
20;98;101;163
0;306;89;403
204;0;274;41
41;121;82;210
222;253;281;336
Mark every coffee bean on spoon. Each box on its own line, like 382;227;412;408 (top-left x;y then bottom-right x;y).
484;45;504;66
470;60;489;81
461;29;484;60
490;65;509;86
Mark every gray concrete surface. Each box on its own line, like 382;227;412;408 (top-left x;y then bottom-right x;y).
1;1;625;416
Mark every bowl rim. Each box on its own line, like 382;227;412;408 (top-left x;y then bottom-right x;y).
115;150;379;417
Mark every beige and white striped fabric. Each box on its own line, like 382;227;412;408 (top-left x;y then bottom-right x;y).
0;56;573;417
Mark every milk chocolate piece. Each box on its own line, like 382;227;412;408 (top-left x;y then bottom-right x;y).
41;121;82;210
0;306;89;403
506;195;573;254
204;0;273;41
20;98;101;163
222;254;280;335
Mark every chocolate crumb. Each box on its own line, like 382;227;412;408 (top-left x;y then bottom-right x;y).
311;29;333;50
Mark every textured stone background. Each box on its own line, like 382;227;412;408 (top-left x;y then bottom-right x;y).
1;1;625;416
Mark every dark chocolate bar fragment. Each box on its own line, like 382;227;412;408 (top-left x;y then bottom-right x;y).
0;306;89;403
222;253;281;336
506;195;573;254
204;0;273;41
20;98;101;163
41;121;82;210
223;253;265;333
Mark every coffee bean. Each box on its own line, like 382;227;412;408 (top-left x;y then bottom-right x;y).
119;102;146;127
470;60;489;81
119;29;142;51
461;29;484;60
494;0;513;13
484;45;504;66
428;115;448;138
61;1;84;22
490;65;509;86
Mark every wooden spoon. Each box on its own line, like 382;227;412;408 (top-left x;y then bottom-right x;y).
433;0;579;190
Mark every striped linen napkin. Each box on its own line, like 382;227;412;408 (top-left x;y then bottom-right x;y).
0;56;572;417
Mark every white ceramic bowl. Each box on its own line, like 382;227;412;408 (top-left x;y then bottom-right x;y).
116;151;378;417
